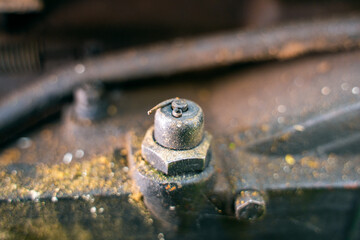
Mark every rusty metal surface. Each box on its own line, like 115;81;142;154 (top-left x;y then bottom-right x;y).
0;47;360;186
0;40;360;239
1;49;360;199
0;1;359;238
0;196;156;239
128;131;217;228
153;99;204;150
141;127;212;175
1;15;360;144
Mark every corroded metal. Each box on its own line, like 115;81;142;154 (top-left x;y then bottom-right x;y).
171;99;188;118
234;190;266;221
154;99;204;150
142;98;210;175
128;131;217;227
2;16;360;142
136;98;215;225
141;127;212;175
0;46;360;239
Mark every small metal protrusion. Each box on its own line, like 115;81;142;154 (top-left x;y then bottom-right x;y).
171;99;188;118
74;82;107;121
148;97;189;118
171;99;188;111
234;190;266;221
172;108;183;118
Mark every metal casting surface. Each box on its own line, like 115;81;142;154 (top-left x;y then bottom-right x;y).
1;16;360;143
0;13;360;240
0;49;359;239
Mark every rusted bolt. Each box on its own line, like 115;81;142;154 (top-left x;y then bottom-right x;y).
234;190;266;221
74;82;107;121
142;98;211;175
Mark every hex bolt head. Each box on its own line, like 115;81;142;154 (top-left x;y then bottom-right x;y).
74;82;107;121
234;190;266;221
154;99;204;150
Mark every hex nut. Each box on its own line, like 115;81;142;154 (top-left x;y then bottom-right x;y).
235;190;266;221
141;126;212;175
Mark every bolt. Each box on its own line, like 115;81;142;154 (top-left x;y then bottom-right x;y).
234;190;265;221
142;98;211;175
74;82;107;121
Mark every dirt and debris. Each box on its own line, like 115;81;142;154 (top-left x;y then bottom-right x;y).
0;152;132;201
